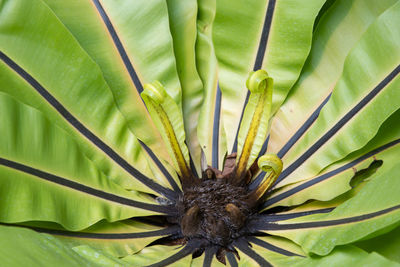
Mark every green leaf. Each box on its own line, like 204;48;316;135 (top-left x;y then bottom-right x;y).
141;81;192;182
71;245;126;266
246;236;399;267
166;0;204;172
2;0;400;265
236;70;273;173
122;245;193;266
14;220;178;258
290;246;399;267
41;0;174;160
213;0;326;152
196;0;227;170
0;224;97;266
268;0;397;156
235;235;303;266
264;108;400;209
0;0;176;196
356;223;400;263
275;1;400;187
93;0;182;101
257;139;400;255
0;92;166;230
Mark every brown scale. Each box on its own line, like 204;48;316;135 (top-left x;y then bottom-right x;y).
176;153;261;247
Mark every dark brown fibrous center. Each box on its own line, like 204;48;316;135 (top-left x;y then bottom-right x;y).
177;167;258;247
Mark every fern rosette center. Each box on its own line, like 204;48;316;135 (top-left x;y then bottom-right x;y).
143;70;282;259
